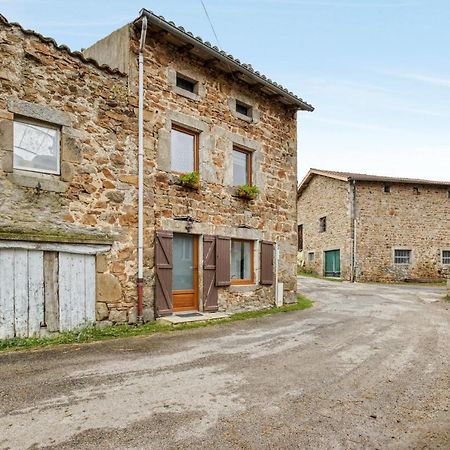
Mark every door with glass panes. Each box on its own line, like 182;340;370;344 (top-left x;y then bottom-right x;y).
172;234;198;311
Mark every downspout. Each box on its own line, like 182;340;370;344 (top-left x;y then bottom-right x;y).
350;180;357;282
137;16;148;322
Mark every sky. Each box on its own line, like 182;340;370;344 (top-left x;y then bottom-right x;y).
1;0;449;182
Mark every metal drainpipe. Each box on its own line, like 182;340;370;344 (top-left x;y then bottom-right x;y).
351;180;357;282
137;17;148;323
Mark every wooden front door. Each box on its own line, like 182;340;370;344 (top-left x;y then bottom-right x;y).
172;234;198;311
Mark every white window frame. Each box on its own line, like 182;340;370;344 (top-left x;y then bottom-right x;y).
442;250;450;265
394;249;412;265
13;118;61;176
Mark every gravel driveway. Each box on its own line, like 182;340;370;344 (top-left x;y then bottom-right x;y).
0;277;449;449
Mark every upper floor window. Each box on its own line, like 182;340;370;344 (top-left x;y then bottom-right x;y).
442;250;450;265
170;125;198;173
232;147;252;185
235;100;252;118
230;239;254;285
384;184;391;193
319;216;327;233
176;73;198;94
394;249;411;264
13;119;60;175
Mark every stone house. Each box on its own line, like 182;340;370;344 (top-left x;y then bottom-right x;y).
0;10;313;339
297;169;450;282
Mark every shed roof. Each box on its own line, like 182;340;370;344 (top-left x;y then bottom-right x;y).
298;168;450;196
134;9;314;111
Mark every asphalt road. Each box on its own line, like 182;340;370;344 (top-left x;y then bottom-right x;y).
0;277;449;450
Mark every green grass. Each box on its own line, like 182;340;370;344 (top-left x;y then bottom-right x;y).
0;294;313;353
445;295;450;302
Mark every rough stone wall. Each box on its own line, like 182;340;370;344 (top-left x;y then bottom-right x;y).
133;31;299;312
355;182;450;282
297;175;352;280
0;22;138;324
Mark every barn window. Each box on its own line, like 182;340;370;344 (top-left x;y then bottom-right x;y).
442;250;450;265
13;119;60;175
319;216;327;233
394;249;411;264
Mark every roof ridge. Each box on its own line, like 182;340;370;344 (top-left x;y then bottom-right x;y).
0;14;126;77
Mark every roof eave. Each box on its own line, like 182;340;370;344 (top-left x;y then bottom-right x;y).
135;10;314;111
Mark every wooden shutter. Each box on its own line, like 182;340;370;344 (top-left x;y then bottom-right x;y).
155;231;173;316
215;236;231;286
260;241;274;285
203;236;218;312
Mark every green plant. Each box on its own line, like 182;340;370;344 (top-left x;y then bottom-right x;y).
178;171;200;189
236;184;260;200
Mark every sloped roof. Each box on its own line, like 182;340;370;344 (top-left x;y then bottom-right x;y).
298;168;450;196
135;9;314;111
0;14;125;76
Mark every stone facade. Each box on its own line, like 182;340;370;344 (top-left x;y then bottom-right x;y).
86;21;301;315
298;170;450;282
1;10;309;334
0;18;139;326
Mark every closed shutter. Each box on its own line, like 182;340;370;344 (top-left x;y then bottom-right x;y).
215;236;231;286
260;241;274;285
155;231;173;316
203;236;218;312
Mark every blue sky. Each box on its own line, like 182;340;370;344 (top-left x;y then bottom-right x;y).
2;0;449;181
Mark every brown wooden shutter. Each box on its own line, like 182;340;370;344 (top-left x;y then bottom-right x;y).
155;231;173;316
203;236;219;312
260;241;274;285
215;236;231;286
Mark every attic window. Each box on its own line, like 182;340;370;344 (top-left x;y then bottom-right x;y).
176;73;197;94
384;184;391;193
413;186;420;195
236;101;251;117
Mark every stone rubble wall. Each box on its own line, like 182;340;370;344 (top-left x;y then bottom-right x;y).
355;182;450;282
297;175;353;280
0;22;139;325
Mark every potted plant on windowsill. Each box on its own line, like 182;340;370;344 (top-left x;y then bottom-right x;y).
177;171;200;190
236;184;259;200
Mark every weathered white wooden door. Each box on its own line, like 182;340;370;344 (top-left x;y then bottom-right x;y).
0;249;96;339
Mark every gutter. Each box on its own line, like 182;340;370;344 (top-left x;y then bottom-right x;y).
137;16;148;322
135;9;313;112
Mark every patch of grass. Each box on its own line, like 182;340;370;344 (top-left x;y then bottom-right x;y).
0;295;313;353
445;295;450;302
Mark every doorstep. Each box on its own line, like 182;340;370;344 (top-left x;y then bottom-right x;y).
157;311;230;324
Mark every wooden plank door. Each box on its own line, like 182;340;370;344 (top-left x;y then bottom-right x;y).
203;236;218;312
172;234;198;312
324;249;341;277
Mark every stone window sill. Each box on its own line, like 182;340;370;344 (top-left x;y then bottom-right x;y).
173;86;201;102
232;111;254;123
7;170;67;193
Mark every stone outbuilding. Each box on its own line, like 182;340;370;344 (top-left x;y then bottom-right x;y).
297;169;450;282
0;10;313;339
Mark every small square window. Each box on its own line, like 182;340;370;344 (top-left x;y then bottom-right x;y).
235;100;252;117
413;186;420;195
308;252;315;262
176;73;197;94
13;119;60;175
319;217;327;233
394;249;411;264
230;239;254;284
170;125;198;173
384;184;391;193
442;250;450;265
232;147;252;186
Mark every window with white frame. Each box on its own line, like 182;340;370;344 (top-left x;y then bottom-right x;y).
394;249;411;264
13;119;60;175
442;250;450;265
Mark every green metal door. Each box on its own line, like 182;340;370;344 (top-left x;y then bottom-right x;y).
324;250;341;277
